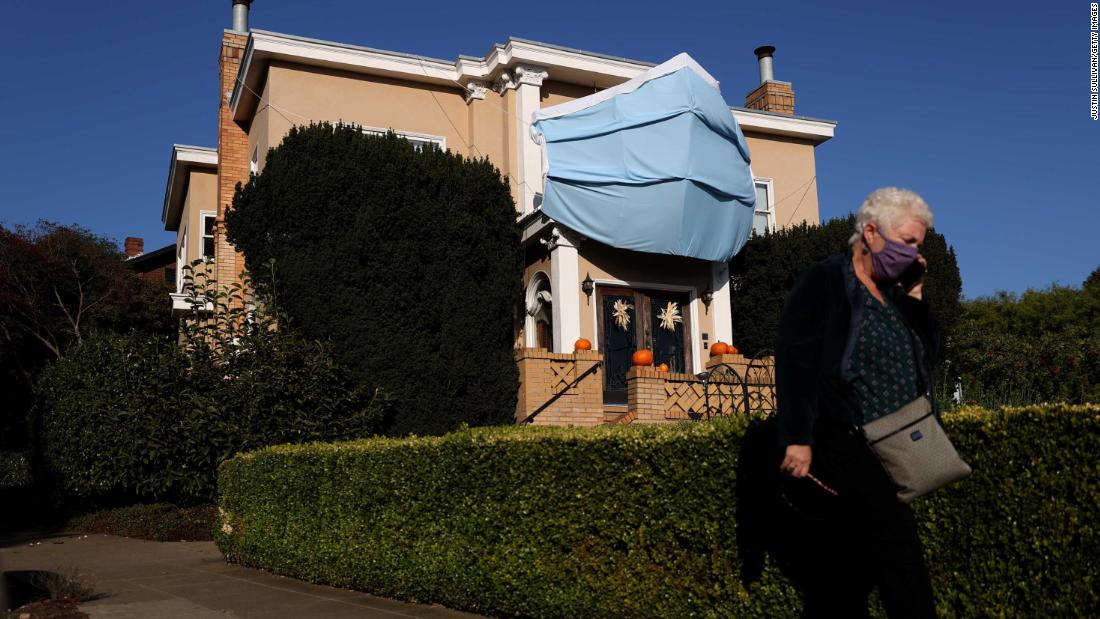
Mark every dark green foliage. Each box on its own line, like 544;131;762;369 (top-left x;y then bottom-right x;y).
68;503;216;542
225;124;523;436
1084;265;1100;291
0;222;173;451
947;284;1100;405
216;404;1099;617
35;329;389;507
0;451;30;488
917;404;1100;616
728;216;961;357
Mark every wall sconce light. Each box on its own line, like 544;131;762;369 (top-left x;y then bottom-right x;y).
701;286;714;308
581;273;595;297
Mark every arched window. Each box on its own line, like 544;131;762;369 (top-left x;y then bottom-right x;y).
525;273;553;350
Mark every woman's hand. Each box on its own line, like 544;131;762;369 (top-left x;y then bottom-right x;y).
781;444;812;478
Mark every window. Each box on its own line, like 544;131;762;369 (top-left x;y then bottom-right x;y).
752;180;775;236
201;214;216;260
360;127;446;152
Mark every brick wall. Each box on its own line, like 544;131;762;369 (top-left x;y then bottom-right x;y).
515;348;604;426
743;81;795;115
216;31;250;291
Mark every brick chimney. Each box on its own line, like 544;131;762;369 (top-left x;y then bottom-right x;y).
744;46;795;115
124;237;144;258
215;0;252;289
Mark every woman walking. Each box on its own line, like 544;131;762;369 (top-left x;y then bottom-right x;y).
773;187;941;618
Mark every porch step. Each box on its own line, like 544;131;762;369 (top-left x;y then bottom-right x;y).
604;410;637;425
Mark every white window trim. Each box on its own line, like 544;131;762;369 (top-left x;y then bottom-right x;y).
753;177;776;235
358;125;447;151
587;278;701;374
176;225;187;293
200;210;217;261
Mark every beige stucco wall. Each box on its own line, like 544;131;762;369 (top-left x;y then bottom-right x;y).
541;80;599;107
177;168;218;269
744;132;821;228
250;62;472;175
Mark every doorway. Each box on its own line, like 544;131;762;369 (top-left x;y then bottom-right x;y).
595;285;693;405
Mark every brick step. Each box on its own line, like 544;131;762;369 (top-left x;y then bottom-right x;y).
604;409;637;425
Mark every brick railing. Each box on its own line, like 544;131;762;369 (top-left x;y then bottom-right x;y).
515;348;604;426
626;354;775;423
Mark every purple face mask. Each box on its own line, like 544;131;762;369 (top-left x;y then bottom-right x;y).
866;234;919;283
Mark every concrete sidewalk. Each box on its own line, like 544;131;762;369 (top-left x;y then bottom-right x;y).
2;532;484;618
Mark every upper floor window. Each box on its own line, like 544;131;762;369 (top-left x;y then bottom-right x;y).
360;127;446;152
752;180;775;236
202;213;216;260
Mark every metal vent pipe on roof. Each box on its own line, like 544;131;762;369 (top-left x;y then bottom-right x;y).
232;0;253;33
754;45;776;83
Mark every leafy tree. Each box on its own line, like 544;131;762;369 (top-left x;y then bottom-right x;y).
226;124;523;436
0;221;172;449
34;262;391;507
727;215;962;358
947;281;1100;405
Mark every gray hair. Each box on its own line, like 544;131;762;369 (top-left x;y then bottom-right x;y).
848;187;935;247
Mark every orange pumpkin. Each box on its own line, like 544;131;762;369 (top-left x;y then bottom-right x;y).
727;344;740;355
632;349;654;366
710;341;729;356
574;338;592;351
657;362;670;372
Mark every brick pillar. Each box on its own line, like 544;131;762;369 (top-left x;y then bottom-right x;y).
216;31;250;290
706;353;751;375
626;366;667;424
515;348;604;426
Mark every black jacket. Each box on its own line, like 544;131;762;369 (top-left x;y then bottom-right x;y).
773;252;942;447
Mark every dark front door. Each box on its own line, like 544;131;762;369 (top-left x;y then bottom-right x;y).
596;286;692;405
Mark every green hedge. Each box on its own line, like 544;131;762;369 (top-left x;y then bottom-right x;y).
35;330;388;507
216;404;1100;617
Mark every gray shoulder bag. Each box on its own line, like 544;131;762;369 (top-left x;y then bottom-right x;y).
858;312;971;504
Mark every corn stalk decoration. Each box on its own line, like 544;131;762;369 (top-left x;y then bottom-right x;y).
658;301;682;331
612;299;633;330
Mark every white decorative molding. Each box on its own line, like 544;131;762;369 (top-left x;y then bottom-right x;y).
492;70;516;94
464;80;489;103
541;226;583;252
514;64;549;87
731;107;835;143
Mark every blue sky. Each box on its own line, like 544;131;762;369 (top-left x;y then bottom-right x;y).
0;0;1095;298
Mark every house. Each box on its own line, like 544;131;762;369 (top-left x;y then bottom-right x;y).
161;0;836;422
122;237;175;286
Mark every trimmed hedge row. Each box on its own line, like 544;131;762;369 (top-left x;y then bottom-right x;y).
216;404;1100;618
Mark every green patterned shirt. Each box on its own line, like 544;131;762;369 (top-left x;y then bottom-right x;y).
851;286;922;424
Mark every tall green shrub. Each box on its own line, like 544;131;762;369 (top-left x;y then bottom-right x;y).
217;404;1100;617
728;215;961;356
35;328;389;507
226;124;523;436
